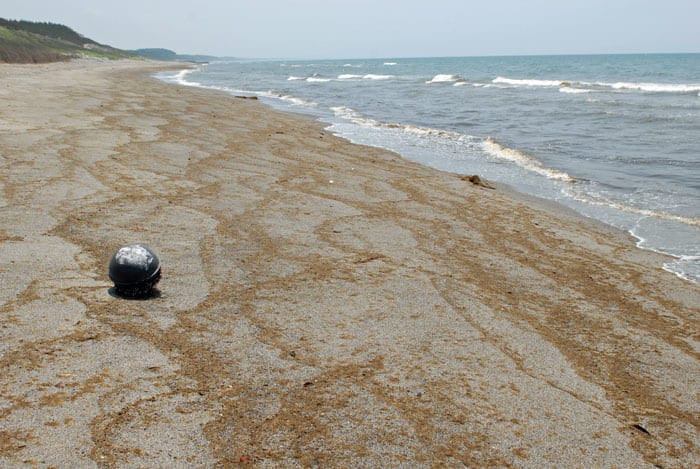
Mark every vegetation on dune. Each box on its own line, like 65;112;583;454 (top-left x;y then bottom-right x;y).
0;18;100;46
132;48;179;61
0;18;136;63
0;26;74;63
131;48;232;63
0;17;232;64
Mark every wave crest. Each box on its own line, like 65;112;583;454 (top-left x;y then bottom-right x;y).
606;81;700;93
563;187;700;227
426;74;465;84
493;77;564;87
363;74;394;80
492;76;700;95
481;138;576;182
161;68;203;87
306;76;332;83
330;106;464;138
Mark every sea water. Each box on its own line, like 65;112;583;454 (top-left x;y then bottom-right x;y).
157;54;700;283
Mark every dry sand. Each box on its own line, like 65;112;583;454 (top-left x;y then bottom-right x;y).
0;59;698;468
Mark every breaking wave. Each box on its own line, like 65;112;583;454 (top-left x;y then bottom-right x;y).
481;138;576;182
493;76;700;95
330;106;464;138
559;87;594;94
493;77;564;87
256;91;318;107
363;74;394;80
289;74;395;82
426;74;465;84
161;68;203;87
605;81;700;93
562;187;700;227
338;74;395;80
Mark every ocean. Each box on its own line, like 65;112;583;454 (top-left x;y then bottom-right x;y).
156;54;700;283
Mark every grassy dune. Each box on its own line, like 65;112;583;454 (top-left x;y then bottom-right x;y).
0;19;135;63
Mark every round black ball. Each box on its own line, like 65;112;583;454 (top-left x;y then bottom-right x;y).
108;244;161;298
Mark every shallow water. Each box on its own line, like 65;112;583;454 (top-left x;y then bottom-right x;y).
158;54;700;282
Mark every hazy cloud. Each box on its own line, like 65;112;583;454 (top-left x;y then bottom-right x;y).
3;0;699;58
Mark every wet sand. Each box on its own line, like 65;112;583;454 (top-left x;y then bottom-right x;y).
0;59;698;467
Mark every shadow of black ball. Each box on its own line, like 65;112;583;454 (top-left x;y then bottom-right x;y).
108;244;161;299
108;286;162;300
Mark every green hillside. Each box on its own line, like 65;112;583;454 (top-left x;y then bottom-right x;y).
0;18;136;63
132;48;179;61
132;48;232;63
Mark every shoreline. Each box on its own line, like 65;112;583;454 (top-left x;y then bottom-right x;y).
155;65;663;257
158;61;700;285
155;60;692;289
1;59;698;467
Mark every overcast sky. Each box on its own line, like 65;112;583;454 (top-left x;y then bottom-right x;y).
3;0;699;58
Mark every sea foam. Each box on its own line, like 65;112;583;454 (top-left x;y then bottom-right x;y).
337;74;394;80
306;76;332;83
166;68;203;87
559;87;593;94
481;138;575;182
493;77;564;87
492;76;700;95
605;81;700;93
426;74;465;84
363;74;394;80
562;187;700;227
330;106;463;138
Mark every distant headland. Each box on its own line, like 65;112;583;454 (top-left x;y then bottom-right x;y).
0;18;230;64
130;48;235;63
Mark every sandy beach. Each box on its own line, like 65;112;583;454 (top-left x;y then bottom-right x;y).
0;59;698;467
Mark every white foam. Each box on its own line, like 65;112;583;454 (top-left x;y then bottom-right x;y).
604;81;700;93
254;90;318;107
663;256;700;283
481;138;575;182
384;62;397;66
562;187;700;227
363;74;394;80
338;74;363;80
287;76;305;81
493;76;700;94
331;106;464;138
280;95;316;106
337;74;394;80
306;76;332;83
426;74;464;84
493;76;563;87
626;224;699;283
331;106;364;121
163;68;203;87
559;87;593;94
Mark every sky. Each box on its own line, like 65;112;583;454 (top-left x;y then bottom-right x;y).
3;0;700;59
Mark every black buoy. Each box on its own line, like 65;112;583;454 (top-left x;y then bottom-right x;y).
108;243;161;298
